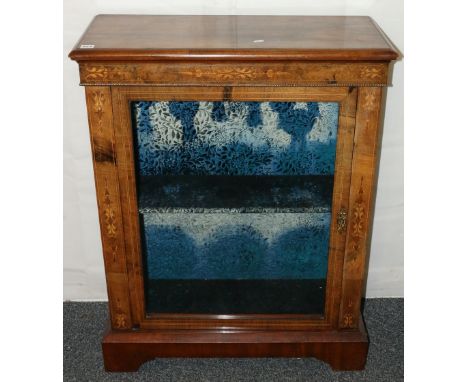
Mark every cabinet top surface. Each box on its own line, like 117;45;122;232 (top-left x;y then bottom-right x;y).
69;15;398;62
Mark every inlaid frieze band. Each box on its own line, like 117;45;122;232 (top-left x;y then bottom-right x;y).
85;86;133;330
80;63;389;87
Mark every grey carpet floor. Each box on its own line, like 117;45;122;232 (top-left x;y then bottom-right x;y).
64;299;403;381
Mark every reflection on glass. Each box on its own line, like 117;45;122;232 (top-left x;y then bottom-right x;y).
132;101;339;314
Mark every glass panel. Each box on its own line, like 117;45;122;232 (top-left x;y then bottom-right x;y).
132;101;339;314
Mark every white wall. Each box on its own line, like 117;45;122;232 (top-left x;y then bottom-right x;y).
64;0;403;300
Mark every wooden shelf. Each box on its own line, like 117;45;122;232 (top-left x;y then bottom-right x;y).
137;175;334;213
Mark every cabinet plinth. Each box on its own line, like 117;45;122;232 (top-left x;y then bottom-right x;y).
102;314;369;372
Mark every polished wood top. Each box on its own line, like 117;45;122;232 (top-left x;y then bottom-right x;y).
69;15;398;62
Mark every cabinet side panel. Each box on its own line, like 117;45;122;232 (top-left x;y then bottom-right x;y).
339;87;382;329
111;87;146;324
85;86;133;330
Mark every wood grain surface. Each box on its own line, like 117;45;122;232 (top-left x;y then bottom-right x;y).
69;15;398;62
73;14;398;371
102;315;369;371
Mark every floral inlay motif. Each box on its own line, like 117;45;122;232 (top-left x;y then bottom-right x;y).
92;91;105;129
363;93;376;110
83;65;135;82
103;178;117;238
343;313;354;327
360;66;382;79
84;66;107;80
113;298;127;329
179;67;290;81
114;313;126;329
351;178;365;244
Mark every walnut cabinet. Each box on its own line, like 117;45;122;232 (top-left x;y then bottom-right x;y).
69;15;398;371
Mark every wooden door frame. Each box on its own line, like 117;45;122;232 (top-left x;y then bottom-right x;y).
85;84;382;331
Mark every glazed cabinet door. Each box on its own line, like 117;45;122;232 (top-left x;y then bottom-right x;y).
95;86;358;330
